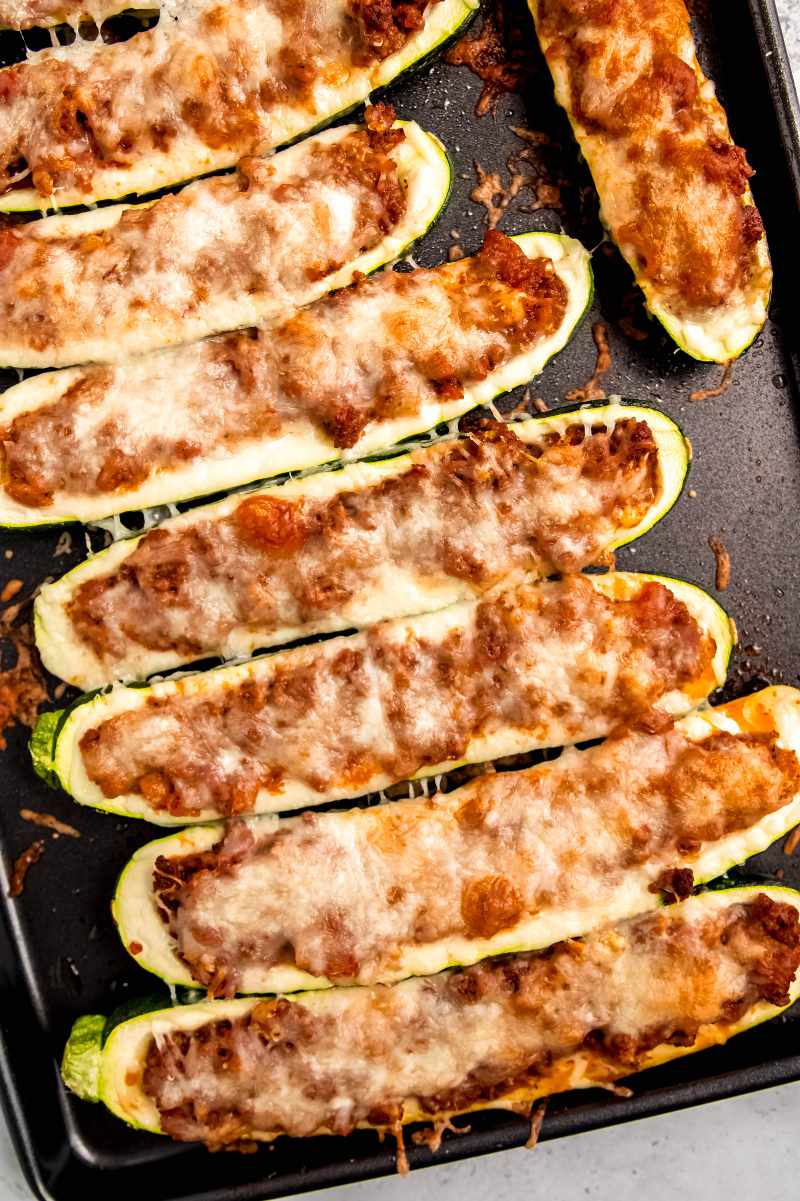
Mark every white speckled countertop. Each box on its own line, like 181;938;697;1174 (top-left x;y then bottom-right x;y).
2;4;799;1199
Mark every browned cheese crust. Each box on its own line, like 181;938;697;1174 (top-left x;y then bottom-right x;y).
140;894;800;1146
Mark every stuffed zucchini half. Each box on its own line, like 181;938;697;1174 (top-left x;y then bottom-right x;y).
0;113;450;370
0;0;477;211
0;230;592;527
31;571;733;825
528;0;771;362
62;886;800;1156
113;685;800;996
35;402;687;688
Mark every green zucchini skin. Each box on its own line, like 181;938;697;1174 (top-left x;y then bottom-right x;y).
0;0;479;213
30;570;735;825
109;685;800;996
61;885;800;1139
0;231;592;527
33;400;687;689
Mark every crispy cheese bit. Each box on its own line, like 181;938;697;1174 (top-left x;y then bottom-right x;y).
2;232;568;510
0;0;443;201
77;574;716;818
63;416;657;679
154;724;800;991
532;0;769;326
0;118;408;367
140;894;800;1146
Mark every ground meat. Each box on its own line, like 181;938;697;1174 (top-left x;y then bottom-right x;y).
2;230;566;512
63;416;659;677
77;574;716;818
534;0;768;316
0;0;439;200
154;724;799;991
351;0;440;63
141;895;800;1146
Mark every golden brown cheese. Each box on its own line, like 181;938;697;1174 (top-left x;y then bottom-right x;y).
140;894;800;1146
532;0;768;323
0;117;407;369
64;417;655;673
0;232;566;507
77;575;714;818
0;0;440;200
155;727;800;992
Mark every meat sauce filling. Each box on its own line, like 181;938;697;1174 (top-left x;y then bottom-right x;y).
0;230;567;510
0;110;406;371
140;895;800;1145
536;0;766;315
0;0;441;198
154;728;800;993
77;575;715;817
65;417;656;667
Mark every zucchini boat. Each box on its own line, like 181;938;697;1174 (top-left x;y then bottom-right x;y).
0;229;592;526
35;402;687;688
529;0;772;362
113;685;800;995
61;886;800;1154
0;113;450;369
31;571;733;824
0;0;477;211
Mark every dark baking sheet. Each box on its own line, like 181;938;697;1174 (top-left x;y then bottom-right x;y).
1;0;800;1197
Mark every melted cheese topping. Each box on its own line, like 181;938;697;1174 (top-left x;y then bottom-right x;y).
37;409;674;688
0;0;475;209
59;572;726;823
151;719;800;994
130;892;800;1145
0;0;152;27
530;0;771;360
1;231;590;525
0;118;433;368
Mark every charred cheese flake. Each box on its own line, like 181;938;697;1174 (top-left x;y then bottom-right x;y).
8;839;45;897
63;416;658;676
533;0;768;321
0;0;443;200
1;231;566;510
0;117;408;368
152;725;800;991
76;574;715;818
140;894;800;1147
